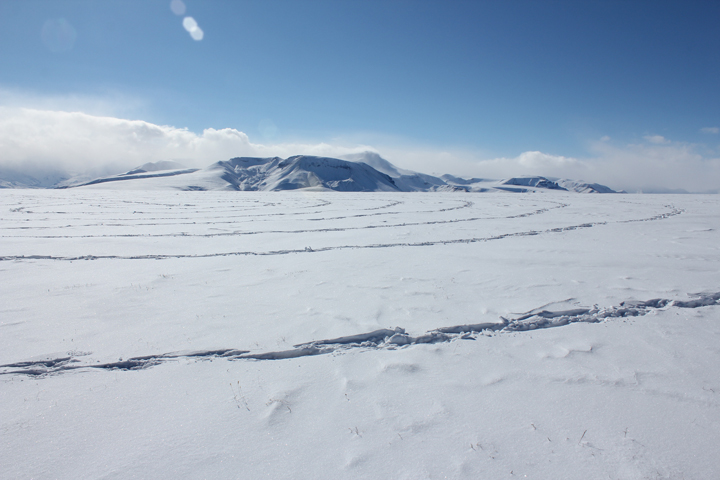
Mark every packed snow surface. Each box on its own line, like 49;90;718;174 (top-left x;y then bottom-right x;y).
1;190;719;479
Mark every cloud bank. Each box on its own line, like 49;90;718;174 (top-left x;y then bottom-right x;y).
461;142;719;193
1;107;719;192
0;107;374;177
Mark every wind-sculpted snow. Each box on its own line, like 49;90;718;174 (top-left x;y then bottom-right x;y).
3;292;718;377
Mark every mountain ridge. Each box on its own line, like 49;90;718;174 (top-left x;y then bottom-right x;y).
2;153;618;194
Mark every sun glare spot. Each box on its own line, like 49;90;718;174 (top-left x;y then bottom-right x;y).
170;0;186;16
182;16;204;41
41;18;77;53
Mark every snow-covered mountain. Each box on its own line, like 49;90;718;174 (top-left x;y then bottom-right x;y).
440;174;619;194
0;166;72;189
555;178;620;194
340;152;448;191
121;160;188;176
59;156;401;192
210;155;401;192
3;153;618;193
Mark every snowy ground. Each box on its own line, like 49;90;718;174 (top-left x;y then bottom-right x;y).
1;190;719;479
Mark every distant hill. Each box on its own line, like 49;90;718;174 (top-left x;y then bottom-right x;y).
440;174;619;194
3;153;619;193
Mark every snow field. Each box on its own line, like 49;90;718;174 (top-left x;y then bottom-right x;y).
1;190;720;479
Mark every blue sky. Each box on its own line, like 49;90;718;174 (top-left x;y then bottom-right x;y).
1;0;719;190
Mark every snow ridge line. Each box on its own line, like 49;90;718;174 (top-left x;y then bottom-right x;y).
2;291;717;377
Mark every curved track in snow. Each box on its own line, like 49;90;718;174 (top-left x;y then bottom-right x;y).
0;192;682;262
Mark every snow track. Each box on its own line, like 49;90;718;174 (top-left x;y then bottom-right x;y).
0;191;682;261
3;292;717;377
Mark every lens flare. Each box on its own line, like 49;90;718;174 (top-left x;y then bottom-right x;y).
190;28;204;41
41;18;77;53
170;0;186;16
182;16;197;31
182;16;204;41
259;119;279;140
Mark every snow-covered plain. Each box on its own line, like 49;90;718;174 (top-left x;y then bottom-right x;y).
1;189;719;479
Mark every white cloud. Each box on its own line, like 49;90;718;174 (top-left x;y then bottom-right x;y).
643;134;669;144
1;107;719;192
0;107;374;178
381;141;720;193
465;152;592;182
582;140;720;192
701;127;719;134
